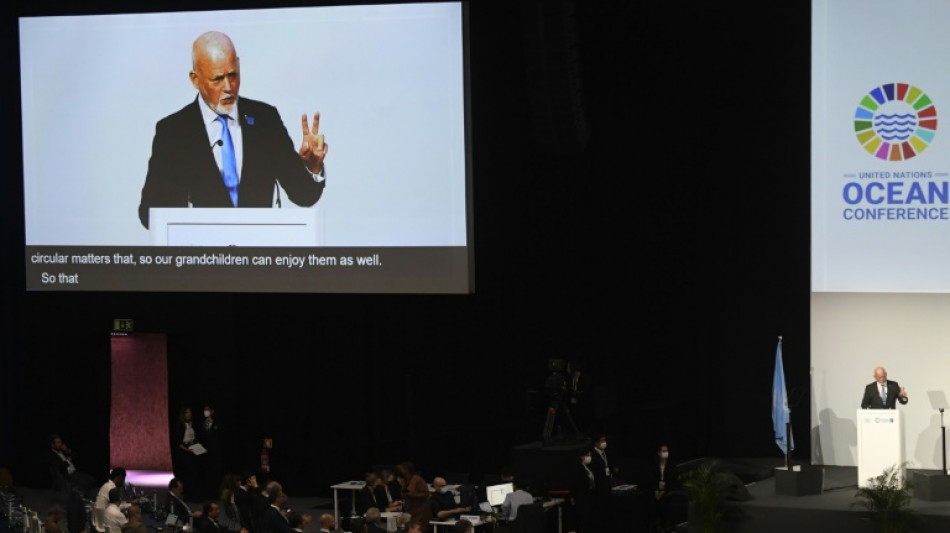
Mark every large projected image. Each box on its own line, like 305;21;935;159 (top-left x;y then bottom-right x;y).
812;0;950;470
19;2;472;293
812;0;950;293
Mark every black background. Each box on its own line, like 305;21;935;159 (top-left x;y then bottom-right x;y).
0;0;812;496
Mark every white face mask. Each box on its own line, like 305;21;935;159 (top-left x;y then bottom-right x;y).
583;456;592;465
204;410;212;418
660;451;669;459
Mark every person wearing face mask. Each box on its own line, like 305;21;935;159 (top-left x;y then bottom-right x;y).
645;444;678;533
567;450;595;533
199;404;224;499
589;434;616;531
429;477;469;520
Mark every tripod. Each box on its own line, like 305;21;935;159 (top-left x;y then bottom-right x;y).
542;395;580;444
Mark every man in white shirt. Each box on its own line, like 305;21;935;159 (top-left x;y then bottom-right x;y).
96;468;127;511
500;479;533;522
104;488;129;533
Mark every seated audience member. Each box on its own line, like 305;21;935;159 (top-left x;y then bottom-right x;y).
380;470;402;507
317;513;337;533
372;471;402;512
48;435;97;496
96;468;127;511
105;488;129;533
287;512;308;533
393;513;412;533
203;501;224;533
358;473;383;516
122;503;148;533
406;521;422;533
430;477;469;520
167;478;204;524
500;479;533;521
44;505;66;533
363;508;387;533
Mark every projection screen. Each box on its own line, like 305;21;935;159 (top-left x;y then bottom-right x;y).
812;0;950;469
19;2;473;294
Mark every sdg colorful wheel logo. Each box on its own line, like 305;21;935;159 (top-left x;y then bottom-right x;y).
854;82;937;161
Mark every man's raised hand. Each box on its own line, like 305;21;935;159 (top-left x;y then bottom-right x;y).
299;112;328;175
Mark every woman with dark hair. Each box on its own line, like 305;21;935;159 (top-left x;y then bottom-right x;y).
218;474;248;533
397;462;431;532
171;406;201;501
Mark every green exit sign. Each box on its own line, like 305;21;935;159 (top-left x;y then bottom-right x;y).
113;319;134;332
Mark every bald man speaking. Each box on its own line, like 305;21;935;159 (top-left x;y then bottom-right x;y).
860;366;909;409
138;31;328;228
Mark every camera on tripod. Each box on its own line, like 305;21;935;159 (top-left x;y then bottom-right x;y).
543;359;569;401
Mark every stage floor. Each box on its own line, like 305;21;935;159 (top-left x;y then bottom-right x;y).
731;465;950;533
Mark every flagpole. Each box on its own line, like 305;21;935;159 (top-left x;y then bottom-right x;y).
780;336;791;470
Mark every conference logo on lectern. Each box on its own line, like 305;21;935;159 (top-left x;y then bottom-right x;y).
854;82;937;161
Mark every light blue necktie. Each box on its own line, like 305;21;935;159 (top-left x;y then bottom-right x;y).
216;115;239;207
881;385;887;406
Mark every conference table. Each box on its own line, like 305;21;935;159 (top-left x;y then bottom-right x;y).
430;516;490;533
329;480;461;527
429;498;565;533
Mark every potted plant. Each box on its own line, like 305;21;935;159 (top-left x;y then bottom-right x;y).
852;463;915;533
678;459;744;533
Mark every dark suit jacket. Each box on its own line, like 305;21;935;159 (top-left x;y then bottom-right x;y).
568;463;595;510
589;448;612;499
861;380;908;409
165;492;192;524
48;449;71;481
234;487;256;533
356;486;380;516
644;460;679;494
201;517;223;533
139;96;325;228
260;506;292;533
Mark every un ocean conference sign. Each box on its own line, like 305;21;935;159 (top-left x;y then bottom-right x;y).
844;82;949;221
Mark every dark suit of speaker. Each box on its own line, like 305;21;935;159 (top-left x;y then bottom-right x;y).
139;96;325;228
861;380;908;409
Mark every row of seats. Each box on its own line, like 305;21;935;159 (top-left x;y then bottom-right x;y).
1;487;45;533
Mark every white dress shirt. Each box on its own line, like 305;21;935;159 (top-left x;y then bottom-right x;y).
96;480;116;510
104;503;128;533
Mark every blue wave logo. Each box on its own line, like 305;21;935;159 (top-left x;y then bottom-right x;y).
854;83;938;161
